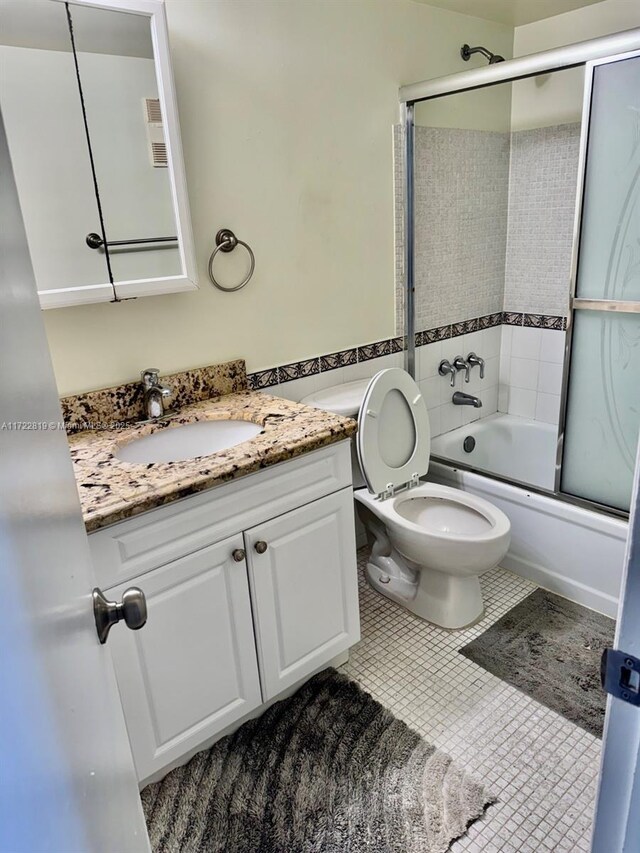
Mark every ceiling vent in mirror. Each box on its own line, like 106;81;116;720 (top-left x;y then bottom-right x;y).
144;98;167;167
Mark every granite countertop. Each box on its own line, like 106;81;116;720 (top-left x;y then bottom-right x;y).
69;390;357;532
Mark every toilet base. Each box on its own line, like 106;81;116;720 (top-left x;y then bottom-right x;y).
361;507;485;629
365;558;484;629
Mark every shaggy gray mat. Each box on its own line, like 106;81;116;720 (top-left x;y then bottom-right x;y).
141;668;494;852
460;589;615;738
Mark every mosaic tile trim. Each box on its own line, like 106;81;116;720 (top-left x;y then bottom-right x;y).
62;359;247;432
319;348;358;371
357;336;404;362
248;368;280;391
504;312;567;330
523;313;567;331
279;358;320;382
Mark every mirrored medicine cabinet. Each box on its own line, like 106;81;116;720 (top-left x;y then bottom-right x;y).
0;0;197;308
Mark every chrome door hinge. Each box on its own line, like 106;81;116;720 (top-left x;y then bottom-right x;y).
601;648;640;706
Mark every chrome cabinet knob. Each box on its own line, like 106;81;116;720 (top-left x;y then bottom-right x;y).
93;587;147;645
232;548;246;562
254;541;268;554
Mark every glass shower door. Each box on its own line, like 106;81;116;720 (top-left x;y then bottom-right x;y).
560;52;640;513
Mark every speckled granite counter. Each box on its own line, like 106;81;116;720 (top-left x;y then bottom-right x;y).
69;391;357;532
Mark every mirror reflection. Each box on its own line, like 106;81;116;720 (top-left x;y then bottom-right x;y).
0;0;109;294
0;0;184;303
68;3;180;282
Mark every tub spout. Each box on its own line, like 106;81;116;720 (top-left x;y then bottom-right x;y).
452;391;482;408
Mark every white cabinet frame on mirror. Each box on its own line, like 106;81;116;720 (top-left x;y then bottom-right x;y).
43;0;197;308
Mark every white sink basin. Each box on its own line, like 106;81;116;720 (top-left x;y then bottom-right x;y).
116;419;263;464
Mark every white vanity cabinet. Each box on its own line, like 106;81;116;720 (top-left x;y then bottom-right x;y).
104;535;262;783
245;488;359;700
89;442;359;784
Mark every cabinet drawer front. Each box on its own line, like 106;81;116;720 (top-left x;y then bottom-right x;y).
105;535;262;782
245;488;360;700
90;441;351;589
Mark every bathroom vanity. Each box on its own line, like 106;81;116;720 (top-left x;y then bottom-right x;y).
66;367;360;784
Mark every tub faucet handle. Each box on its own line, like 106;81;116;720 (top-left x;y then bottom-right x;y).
467;352;485;379
453;355;471;383
438;359;459;388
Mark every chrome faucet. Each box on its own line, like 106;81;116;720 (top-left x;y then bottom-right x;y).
140;368;172;420
452;391;482;408
467;352;485;379
453;355;471;383
438;359;459;388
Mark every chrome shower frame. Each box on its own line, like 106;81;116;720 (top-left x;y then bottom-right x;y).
400;27;640;519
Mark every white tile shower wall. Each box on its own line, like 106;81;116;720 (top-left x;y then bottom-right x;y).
503;123;581;316
395;122;580;332
499;326;565;423
418;327;501;437
394;126;510;334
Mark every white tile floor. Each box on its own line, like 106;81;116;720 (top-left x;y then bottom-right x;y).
342;549;602;852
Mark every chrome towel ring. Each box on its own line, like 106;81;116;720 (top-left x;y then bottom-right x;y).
208;228;255;292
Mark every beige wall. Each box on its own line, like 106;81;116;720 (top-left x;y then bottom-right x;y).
511;0;640;129
43;0;512;395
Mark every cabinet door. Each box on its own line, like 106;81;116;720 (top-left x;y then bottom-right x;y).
245;488;359;700
106;535;262;782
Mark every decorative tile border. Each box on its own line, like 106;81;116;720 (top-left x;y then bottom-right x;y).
502;311;524;326
319;348;357;371
523;313;567;331
504;312;567;330
478;312;503;330
248;368;280;390
246;311;565;391
279;357;320;382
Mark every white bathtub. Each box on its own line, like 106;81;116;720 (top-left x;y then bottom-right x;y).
431;413;557;490
429;413;627;617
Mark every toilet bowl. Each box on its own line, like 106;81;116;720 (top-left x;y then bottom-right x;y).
302;368;511;629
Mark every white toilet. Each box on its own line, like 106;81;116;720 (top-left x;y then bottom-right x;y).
302;368;511;629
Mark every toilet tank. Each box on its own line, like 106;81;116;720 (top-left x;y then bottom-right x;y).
301;378;370;419
301;378;370;487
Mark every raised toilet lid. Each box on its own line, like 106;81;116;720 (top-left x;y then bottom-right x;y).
357;368;431;496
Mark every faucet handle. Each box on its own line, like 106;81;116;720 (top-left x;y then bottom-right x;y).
141;368;161;388
453;355;471;383
467;352;485;379
438;359;458;388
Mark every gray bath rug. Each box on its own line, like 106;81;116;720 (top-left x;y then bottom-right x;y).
460;588;615;738
141;668;494;853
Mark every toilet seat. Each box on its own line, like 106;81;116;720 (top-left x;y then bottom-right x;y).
355;368;510;565
357;368;431;497
356;482;510;543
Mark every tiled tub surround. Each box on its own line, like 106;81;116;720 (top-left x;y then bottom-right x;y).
394;122;581;333
503;123;581;317
67;389;356;532
394;125;510;333
416;324;501;437
499;325;566;425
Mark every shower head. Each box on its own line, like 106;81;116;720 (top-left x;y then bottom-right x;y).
460;43;505;65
